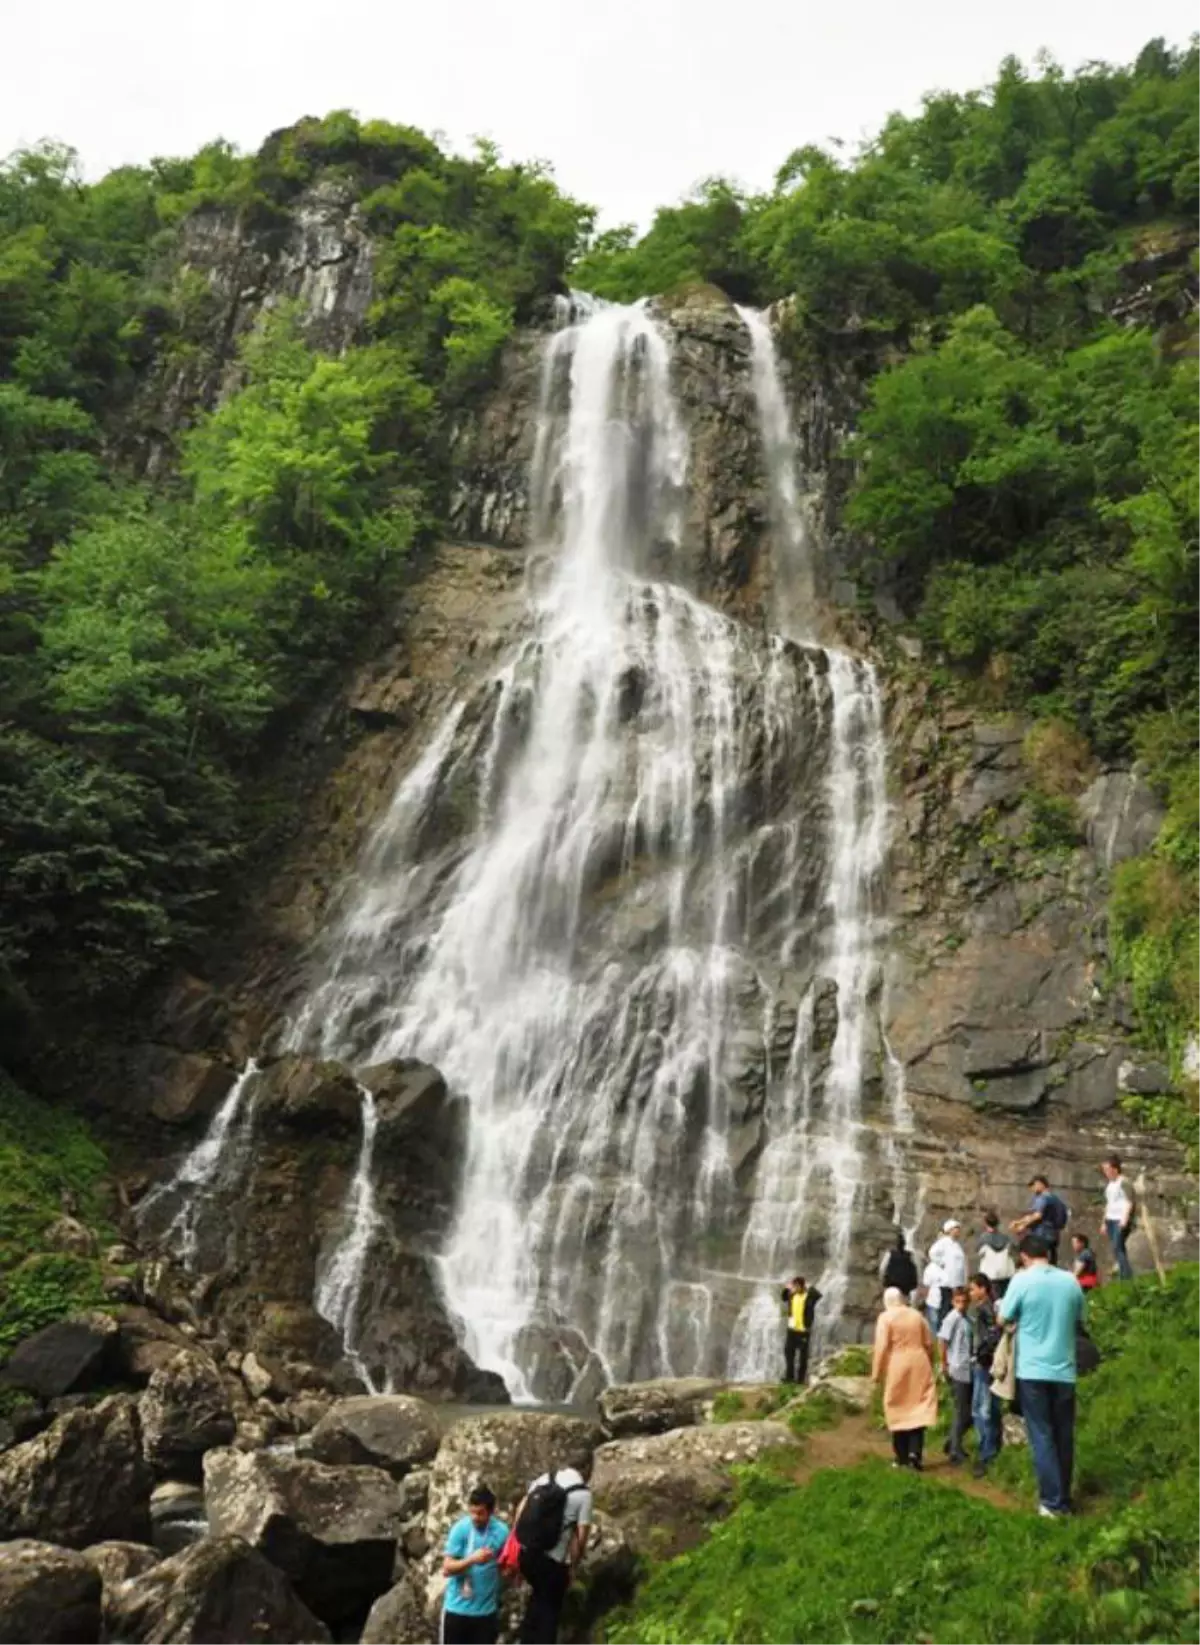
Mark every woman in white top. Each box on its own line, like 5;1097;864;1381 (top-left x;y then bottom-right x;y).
1101;1154;1135;1279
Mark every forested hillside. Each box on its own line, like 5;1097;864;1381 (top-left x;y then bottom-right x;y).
578;40;1199;1110
0;120;589;1051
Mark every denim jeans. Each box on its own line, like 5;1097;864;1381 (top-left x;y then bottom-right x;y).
1017;1377;1076;1513
1105;1218;1133;1280
972;1364;1002;1464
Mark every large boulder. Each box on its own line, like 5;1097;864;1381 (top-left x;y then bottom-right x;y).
0;1398;152;1548
140;1349;237;1480
253;1056;363;1134
591;1421;798;1560
203;1447;405;1629
0;1540;102;1645
133;1045;235;1126
113;1309;197;1385
0;1314;119;1401
598;1378;725;1438
105;1536;330;1644
425;1413;602;1541
359;1575;429;1645
302;1395;441;1477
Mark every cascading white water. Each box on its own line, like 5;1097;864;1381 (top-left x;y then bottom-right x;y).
135;1059;260;1267
314;1083;383;1391
152;296;895;1394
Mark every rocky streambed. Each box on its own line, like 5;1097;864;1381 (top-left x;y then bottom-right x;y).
0;1293;856;1644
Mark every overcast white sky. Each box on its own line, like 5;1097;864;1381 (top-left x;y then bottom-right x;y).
4;1;1196;227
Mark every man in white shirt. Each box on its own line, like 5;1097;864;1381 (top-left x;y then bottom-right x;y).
928;1219;967;1326
1101;1154;1135;1280
515;1464;593;1644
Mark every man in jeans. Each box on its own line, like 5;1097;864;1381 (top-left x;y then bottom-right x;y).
937;1285;974;1464
998;1232;1084;1517
1101;1154;1136;1280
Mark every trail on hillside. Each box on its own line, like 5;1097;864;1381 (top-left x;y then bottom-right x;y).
785;1411;1021;1512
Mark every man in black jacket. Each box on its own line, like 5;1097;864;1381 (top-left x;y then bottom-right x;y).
881;1230;919;1298
781;1276;822;1383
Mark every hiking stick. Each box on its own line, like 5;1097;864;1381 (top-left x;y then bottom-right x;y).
1133;1170;1167;1285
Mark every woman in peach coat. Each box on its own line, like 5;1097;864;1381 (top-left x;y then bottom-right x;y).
872;1285;939;1470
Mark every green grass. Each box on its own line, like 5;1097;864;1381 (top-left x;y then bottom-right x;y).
0;1073;116;1352
609;1268;1199;1644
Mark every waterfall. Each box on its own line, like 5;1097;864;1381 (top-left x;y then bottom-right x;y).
314;1084;384;1392
151;296;895;1395
136;1059;260;1268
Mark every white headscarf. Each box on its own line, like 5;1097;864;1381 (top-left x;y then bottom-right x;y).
883;1286;906;1309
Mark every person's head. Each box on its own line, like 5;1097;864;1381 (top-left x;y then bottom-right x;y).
1071;1231;1091;1252
1101;1154;1122;1182
942;1218;962;1241
951;1285;968;1313
983;1210;1000;1231
468;1486;496;1529
792;1276;807;1291
883;1285;905;1310
968;1273;994;1303
1029;1174;1049;1194
1019;1232;1051;1265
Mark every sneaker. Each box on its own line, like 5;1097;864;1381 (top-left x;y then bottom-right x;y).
907;1458;923;1472
1038;1504;1067;1519
971;1461;988;1479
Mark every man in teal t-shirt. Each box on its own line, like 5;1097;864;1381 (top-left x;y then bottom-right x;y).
442;1485;509;1644
998;1233;1083;1518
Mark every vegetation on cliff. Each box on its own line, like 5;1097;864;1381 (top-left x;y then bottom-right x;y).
0;118;589;1045
577;40;1199;1088
611;1267;1200;1644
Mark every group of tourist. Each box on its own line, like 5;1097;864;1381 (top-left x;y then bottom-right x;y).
869;1152;1138;1518
439;1463;594;1645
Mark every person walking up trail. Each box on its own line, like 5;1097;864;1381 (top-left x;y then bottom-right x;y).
781;1276;821;1384
1011;1175;1070;1265
929;1220;967;1325
999;1233;1084;1518
938;1286;974;1465
977;1212;1016;1297
1101;1154;1136;1279
442;1486;509;1645
872;1285;938;1472
967;1274;1003;1477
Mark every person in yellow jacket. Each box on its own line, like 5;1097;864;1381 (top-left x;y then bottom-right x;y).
780;1275;822;1384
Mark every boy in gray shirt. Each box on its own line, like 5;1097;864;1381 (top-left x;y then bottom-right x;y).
938;1285;974;1465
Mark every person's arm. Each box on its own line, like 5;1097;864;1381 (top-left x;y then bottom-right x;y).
568;1493;593;1570
1009;1210;1037;1234
1122;1178;1135;1229
443;1524;486;1577
871;1310;889;1383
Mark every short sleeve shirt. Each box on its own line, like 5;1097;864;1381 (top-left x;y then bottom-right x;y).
443;1514;509;1616
938;1309;973;1381
998;1263;1083;1383
1105;1176;1133;1223
529;1470;593;1563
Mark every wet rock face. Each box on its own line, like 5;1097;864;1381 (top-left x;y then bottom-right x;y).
0;1399;152;1549
0;1540;102;1645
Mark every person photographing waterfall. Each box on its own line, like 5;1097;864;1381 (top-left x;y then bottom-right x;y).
781;1276;821;1384
442;1486;509;1645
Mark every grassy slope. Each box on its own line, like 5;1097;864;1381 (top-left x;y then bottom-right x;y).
610;1267;1199;1645
0;1073;116;1355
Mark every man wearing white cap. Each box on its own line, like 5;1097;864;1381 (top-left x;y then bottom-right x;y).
928;1219;968;1327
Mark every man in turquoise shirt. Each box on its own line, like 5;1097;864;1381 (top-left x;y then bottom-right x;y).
998;1232;1084;1517
442;1485;509;1643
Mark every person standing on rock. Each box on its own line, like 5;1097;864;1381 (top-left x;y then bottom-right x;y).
442;1485;509;1645
1010;1175;1070;1266
998;1233;1084;1518
929;1220;967;1325
513;1461;593;1644
977;1211;1016;1298
781;1276;821;1384
1101;1154;1136;1280
881;1230;919;1300
938;1286;974;1465
872;1285;939;1471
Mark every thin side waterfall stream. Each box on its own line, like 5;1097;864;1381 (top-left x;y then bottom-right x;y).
149;297;897;1395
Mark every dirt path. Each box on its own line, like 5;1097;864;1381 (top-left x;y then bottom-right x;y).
784;1411;1022;1511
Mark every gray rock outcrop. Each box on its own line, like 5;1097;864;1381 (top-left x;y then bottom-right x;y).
105;1535;330;1644
139;1349;236;1479
0;1314;119;1401
302;1395;442;1476
0;1398;152;1548
0;1540;102;1645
